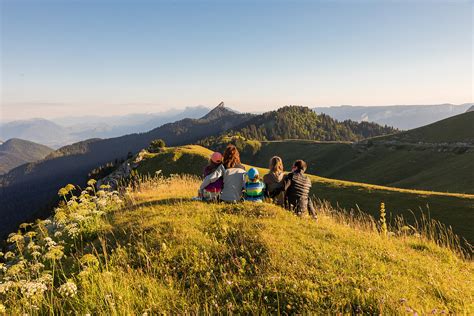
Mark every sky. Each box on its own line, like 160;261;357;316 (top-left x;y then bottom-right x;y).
1;0;472;121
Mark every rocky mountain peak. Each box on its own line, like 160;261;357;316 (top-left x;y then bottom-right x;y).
201;102;237;120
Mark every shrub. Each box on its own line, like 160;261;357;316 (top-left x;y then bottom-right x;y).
148;139;166;153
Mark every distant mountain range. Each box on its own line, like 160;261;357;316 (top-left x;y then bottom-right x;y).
313;103;473;130
0;103;474;149
4;103;471;148
0;103;396;237
0;139;53;174
0;106;210;148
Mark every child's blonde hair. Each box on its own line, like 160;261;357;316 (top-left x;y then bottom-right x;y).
269;156;284;174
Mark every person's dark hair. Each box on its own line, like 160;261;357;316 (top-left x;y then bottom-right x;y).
223;144;241;169
293;159;307;172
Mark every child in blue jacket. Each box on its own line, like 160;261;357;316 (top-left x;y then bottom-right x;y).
244;168;266;202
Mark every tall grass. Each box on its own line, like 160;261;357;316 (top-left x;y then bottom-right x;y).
313;197;472;260
0;174;472;314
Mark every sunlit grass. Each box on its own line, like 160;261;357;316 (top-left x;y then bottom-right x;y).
1;174;472;314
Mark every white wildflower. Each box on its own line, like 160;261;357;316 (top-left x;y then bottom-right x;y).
0;281;16;294
54;231;63;238
44;237;57;248
58;281;77;297
65;224;80;238
31;251;42;258
30;262;45;273
42;219;52;225
21;281;47;298
39;273;53;285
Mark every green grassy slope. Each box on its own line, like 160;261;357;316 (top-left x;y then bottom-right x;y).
1;176;472;314
375;111;474;143
242;140;474;194
134;145;474;245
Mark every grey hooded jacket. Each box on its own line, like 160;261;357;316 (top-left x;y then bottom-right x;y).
200;164;246;202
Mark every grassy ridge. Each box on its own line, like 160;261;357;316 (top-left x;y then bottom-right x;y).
135;145;474;245
1;176;472;314
376;111;474;143
241;140;474;194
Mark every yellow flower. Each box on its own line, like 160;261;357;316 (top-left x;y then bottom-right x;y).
79;254;99;269
44;245;64;261
58;188;69;197
0;302;6;313
7;233;24;244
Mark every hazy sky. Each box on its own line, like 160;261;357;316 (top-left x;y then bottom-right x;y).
1;0;472;121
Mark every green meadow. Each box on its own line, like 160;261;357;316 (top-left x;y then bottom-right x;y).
0;175;472;314
135;145;474;246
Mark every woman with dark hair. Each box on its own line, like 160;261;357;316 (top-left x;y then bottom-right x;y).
281;160;316;219
199;144;246;202
263;156;285;205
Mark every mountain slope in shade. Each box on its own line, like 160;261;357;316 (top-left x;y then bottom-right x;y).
0;104;254;237
314;103;473;130
0;138;54;174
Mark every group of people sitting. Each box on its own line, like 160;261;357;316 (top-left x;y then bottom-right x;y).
197;144;317;218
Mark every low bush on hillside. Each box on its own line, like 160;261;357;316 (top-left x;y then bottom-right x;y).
199;135;261;156
0;175;472;314
148;139;166;153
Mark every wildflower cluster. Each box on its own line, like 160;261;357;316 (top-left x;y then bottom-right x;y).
58;281;78;297
0;179;123;314
379;202;388;237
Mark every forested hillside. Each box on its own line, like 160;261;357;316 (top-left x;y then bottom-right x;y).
231;106;397;141
200;106;397;148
